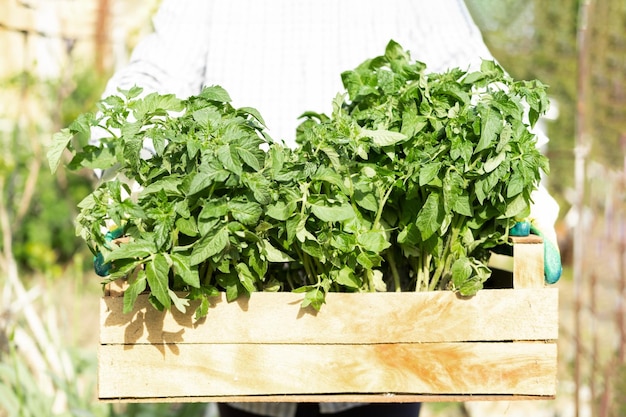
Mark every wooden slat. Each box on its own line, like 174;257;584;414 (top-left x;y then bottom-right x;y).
99;236;557;402
100;394;555;404
100;289;558;345
98;341;557;400
511;237;545;288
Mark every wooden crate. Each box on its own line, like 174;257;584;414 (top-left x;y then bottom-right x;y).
98;236;558;402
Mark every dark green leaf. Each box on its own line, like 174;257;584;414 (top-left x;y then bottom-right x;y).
190;227;229;265
416;193;442;240
229;200;262;225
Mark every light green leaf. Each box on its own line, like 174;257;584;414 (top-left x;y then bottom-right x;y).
105;241;156;262
419;162;441;186
359;128;407;147
312;166;349;194
216;273;241;302
188;165;230;195
47;129;73;173
168;289;190;314
146;254;171;309
506;172;525;198
301;287;326;311
354;188;378;213
356;252;383;269
235;263;257;293
503;193;530;219
238;106;267;127
334;267;361;289
170;253;200;288
262;240;294;262
236;146;262;171
357;230;390;253
484;151;506;173
451;257;472;289
452;193;473;217
216;144;243;176
200;85;232;103
122;272;147;314
266;200;296;221
475;108;501;153
310;202;355;222
416;193;442;240
192;107;221;126
176;217;198;237
141;177;183;196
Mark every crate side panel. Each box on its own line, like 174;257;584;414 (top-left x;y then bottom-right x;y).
100;289;558;345
98;342;557;400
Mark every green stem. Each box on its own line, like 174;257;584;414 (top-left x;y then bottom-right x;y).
421;250;432;291
373;183;395;229
428;215;463;291
294;245;316;287
416;250;424;292
386;249;402;292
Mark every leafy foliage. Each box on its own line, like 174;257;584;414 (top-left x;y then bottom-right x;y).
49;41;549;317
295;40;549;296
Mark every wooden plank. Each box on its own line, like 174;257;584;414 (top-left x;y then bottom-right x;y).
511;238;545;288
99;236;557;401
100;289;558;345
100;394;555;404
98;341;557;400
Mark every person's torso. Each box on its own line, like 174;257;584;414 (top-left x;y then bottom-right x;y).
200;0;490;145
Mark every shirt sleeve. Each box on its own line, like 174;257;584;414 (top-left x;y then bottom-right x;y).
101;0;212;99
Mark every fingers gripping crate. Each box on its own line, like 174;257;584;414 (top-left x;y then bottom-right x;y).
98;236;558;403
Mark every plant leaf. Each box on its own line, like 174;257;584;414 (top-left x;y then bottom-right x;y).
310;202;355;222
145;254;171;309
190;227;229;265
47;129;73;173
416;193;442;241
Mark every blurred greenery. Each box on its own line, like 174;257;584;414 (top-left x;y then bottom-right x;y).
468;0;626;213
613;363;626;416
466;0;578;207
1;73;97;277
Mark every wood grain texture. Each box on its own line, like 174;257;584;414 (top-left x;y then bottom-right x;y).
98;238;558;402
98;342;557;400
512;239;545;289
100;289;558;345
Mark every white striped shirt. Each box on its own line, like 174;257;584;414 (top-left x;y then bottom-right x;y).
102;1;495;416
102;0;494;148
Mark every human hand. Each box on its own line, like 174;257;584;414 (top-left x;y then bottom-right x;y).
93;226;125;277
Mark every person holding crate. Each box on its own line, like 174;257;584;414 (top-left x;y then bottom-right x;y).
95;1;561;416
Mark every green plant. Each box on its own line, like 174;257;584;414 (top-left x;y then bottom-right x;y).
295;40;549;296
48;41;549;317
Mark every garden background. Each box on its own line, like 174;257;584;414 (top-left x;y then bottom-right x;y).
1;0;625;416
